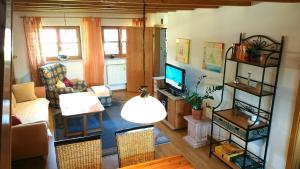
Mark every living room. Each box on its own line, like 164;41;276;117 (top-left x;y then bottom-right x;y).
0;1;300;169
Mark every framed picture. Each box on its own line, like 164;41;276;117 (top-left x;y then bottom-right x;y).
203;42;224;73
176;38;190;64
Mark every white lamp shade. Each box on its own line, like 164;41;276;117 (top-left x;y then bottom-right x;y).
121;95;167;124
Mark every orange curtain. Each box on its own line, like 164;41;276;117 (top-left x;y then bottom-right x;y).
23;17;45;86
81;17;104;86
132;18;145;27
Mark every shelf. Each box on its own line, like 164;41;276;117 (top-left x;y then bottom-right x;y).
225;82;273;96
215;109;268;130
212;151;240;169
227;58;278;68
212;150;264;169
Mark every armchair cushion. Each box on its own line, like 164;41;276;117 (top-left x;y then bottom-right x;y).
12;82;37;103
55;87;74;94
72;80;88;92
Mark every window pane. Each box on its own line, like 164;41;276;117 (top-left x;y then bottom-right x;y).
42;44;58;57
41;29;57;43
60;29;78;42
122;42;126;54
104;42;119;55
60;43;79;56
103;29;118;42
121;29;126;42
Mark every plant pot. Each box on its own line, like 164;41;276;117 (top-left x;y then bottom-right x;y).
192;109;203;120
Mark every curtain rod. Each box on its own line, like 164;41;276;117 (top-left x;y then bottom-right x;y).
19;16;141;19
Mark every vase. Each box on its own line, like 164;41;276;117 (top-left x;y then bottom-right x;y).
192;109;203;120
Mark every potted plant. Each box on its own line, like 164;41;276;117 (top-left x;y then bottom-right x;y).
185;75;222;120
245;40;266;62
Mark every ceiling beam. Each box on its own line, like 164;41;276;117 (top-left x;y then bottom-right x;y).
13;8;173;13
14;0;253;6
13;2;218;8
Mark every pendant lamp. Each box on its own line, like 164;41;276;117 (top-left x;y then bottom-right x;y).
121;1;167;124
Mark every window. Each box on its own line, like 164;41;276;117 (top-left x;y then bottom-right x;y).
41;26;81;60
102;27;126;57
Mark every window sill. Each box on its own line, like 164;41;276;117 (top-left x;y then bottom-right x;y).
46;59;83;63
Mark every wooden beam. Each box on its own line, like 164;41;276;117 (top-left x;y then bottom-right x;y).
14;1;219;8
14;0;253;6
13;5;198;9
13;8;177;13
13;9;164;14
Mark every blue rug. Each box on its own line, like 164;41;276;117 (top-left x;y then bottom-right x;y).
53;100;170;155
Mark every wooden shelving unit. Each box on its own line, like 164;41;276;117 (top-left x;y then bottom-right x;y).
209;33;284;169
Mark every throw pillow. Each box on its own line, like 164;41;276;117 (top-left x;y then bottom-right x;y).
12;115;22;126
63;77;73;87
56;80;66;88
11;93;17;108
12;82;37;103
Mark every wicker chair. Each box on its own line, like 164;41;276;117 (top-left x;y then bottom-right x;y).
115;125;155;167
54;135;102;169
39;63;88;107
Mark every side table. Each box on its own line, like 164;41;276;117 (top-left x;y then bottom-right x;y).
183;115;211;148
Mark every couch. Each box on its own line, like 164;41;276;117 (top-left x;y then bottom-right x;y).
11;84;50;161
39;63;88;107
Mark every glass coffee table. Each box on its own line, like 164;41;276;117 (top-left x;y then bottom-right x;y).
59;92;105;137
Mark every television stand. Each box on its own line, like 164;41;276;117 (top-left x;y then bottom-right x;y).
156;89;191;130
166;88;181;97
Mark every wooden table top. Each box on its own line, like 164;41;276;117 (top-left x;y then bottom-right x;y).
59;92;105;117
119;155;195;169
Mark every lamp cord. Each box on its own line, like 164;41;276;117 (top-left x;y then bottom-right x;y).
142;0;146;85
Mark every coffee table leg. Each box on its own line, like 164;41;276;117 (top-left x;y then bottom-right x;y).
83;115;87;136
99;112;102;130
64;117;68;137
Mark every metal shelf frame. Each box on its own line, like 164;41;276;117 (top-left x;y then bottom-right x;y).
209;33;284;169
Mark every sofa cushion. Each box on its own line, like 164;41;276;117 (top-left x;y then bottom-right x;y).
12;122;48;161
12;82;37;103
14;98;49;124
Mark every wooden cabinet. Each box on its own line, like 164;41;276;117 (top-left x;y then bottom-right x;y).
126;27;154;93
156;89;191;130
126;27;166;94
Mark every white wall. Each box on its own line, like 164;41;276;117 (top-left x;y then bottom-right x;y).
151;3;300;169
13;12;141;83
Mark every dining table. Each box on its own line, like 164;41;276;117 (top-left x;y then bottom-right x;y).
119;155;195;169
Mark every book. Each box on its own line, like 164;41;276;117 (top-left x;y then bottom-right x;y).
215;143;244;161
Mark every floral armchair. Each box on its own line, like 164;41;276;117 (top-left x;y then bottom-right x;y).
39;63;88;107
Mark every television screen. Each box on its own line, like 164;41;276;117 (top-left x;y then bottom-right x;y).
165;63;185;92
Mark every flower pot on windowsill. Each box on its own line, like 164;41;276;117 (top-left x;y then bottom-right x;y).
192;109;203;120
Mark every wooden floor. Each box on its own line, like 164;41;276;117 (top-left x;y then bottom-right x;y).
13;90;229;169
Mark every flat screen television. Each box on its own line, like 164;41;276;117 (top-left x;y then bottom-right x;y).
165;63;186;95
